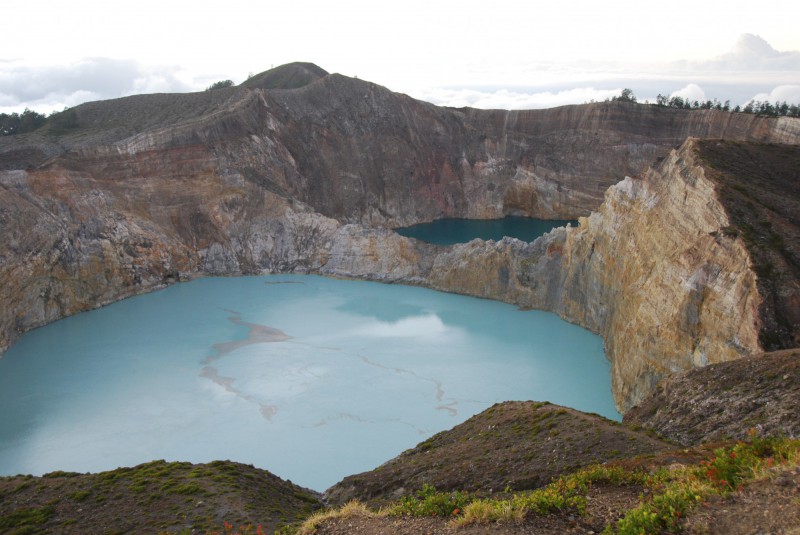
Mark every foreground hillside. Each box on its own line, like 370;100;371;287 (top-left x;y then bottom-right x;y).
3;392;797;534
308;452;800;534
0;460;322;534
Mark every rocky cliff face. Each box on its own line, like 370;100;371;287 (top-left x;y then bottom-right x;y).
556;140;769;409
422;139;774;410
1;63;799;411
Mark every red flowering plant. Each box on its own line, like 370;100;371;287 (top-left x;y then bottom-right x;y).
699;430;781;492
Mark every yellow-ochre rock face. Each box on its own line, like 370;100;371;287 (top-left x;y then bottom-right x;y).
554;140;763;410
430;140;766;411
1;67;798;412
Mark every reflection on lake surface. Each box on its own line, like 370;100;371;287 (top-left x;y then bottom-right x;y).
0;275;615;490
395;216;576;245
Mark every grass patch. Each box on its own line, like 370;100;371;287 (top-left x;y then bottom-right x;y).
0;505;55;530
391;483;472;517
67;489;91;502
42;470;82;478
607;432;799;534
293;500;375;535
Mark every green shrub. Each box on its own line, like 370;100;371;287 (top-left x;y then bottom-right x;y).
392;484;471;517
68;490;91;502
0;505;54;529
206;80;234;91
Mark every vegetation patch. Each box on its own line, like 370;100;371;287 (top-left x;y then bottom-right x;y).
0;460;322;535
610;433;799;534
0;504;54;530
291;434;799;534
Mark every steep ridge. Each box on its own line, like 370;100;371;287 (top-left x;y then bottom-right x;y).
1;65;799;410
695;140;800;349
2;65;795;221
226;75;799;224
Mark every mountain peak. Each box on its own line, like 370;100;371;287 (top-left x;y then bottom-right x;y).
240;62;329;91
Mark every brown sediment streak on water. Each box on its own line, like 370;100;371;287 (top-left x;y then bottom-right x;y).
199;366;238;393
205;314;291;364
312;412;370;427
436;402;458;417
312;413;430;435
199;365;279;421
359;354;452;412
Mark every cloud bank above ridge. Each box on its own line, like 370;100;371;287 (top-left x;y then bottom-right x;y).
1;34;798;114
403;34;800;110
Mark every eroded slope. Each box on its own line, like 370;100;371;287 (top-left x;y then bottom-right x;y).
624;349;800;446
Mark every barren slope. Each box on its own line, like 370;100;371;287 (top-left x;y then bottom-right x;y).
624;349;800;446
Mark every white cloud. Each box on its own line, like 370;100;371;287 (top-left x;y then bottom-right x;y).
400;33;800;110
409;86;622;110
669;84;707;103
0;58;196;114
2;31;799;115
355;314;450;338
748;85;800;104
705;34;800;70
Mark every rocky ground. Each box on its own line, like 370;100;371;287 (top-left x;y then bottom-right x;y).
681;464;800;534
308;464;800;535
624;349;800;445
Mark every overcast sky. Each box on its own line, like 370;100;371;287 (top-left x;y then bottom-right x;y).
2;0;799;114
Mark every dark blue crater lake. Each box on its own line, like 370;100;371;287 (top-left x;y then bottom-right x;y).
395;216;577;245
0;275;615;491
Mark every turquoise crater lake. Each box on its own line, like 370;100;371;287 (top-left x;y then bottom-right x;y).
0;275;615;491
395;216;577;245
